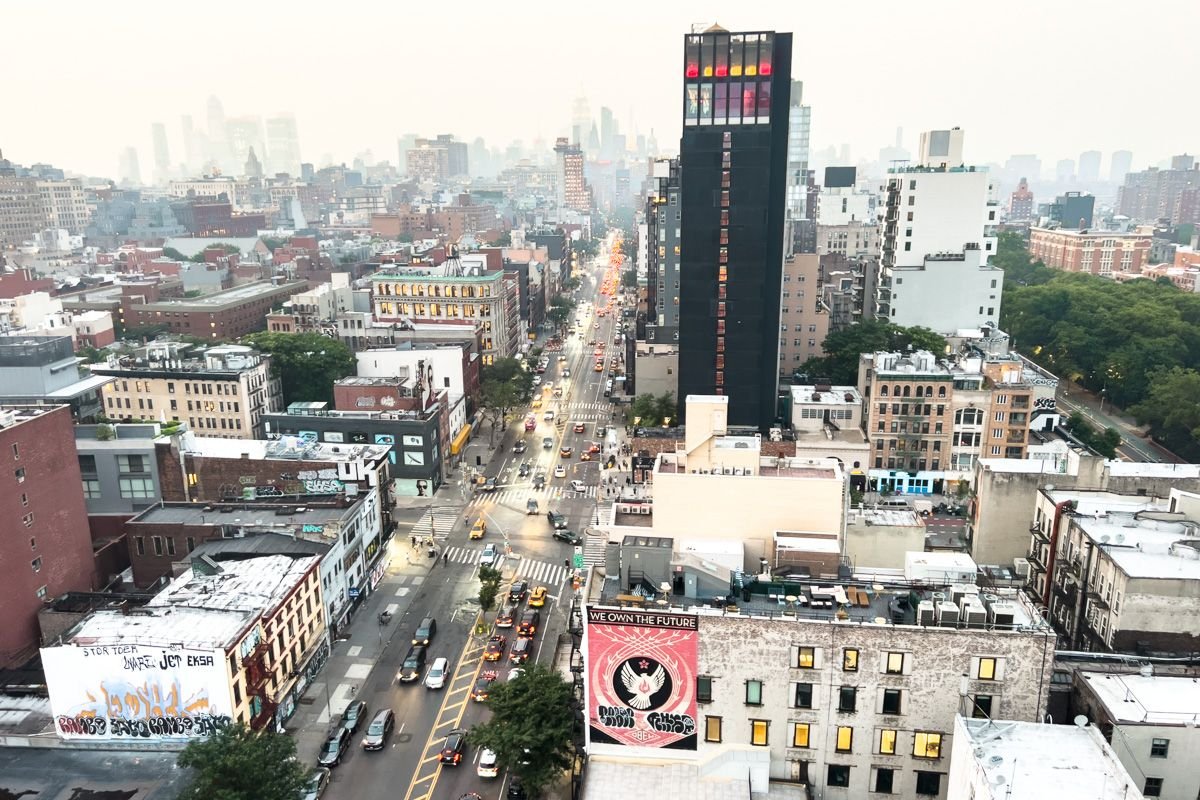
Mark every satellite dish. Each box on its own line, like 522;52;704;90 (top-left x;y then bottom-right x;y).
1073;715;1088;728
992;775;1007;786
1100;534;1111;543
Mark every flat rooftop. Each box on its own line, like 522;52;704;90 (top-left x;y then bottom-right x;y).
791;384;862;405
957;718;1141;800
1080;671;1200;726
137;280;306;311
64;606;255;651
1073;511;1200;580
129;502;351;528
149;553;318;614
177;431;391;463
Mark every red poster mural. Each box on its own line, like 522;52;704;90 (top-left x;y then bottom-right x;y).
585;608;698;750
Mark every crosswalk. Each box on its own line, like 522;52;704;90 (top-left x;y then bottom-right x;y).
591;500;613;527
583;531;608;568
411;506;460;543
440;547;571;586
468;485;598;508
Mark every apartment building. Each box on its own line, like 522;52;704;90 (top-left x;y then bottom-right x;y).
42;554;326;739
0;406;95;668
1029;226;1152;276
0;177;46;244
93;343;281;438
554;137;589;212
121;279;307;339
369;266;520;364
643;158;681;345
1027;488;1200;653
583;586;1054;799
37;179;90;234
266;273;352;334
777;253;829;375
1075;669;1200;800
0;335;112;421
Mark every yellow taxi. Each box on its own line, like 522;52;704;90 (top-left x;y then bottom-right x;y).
469;518;487;540
529;586;548;607
594;361;604;372
532;397;543;410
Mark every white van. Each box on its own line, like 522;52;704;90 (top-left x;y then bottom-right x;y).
425;657;449;690
878;498;911;509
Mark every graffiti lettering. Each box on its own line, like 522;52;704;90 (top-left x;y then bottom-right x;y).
186;654;214;667
597;705;634;729
56;715;108;736
158;653;181;670
122;654;157;671
647;712;696;735
302;479;342;495
103;713;230;739
255;484;283;497
297;469;338;480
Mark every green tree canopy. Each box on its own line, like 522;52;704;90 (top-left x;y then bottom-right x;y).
478;565;502;612
468;662;574;798
620;270;638;289
176;723;310;800
480;357;535;446
241;331;355;405
799;320;948;385
1130;367;1200;460
490;231;513;247
546;294;577;335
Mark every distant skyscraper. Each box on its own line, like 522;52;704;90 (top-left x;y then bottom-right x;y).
244;147;263;180
226;116;266;178
1055;158;1076;183
599;107;615;160
1109;150;1133;184
1003;154;1042;186
265;114;302;176
554;138;588;211
586;124;601;154
678;26;793;430
785;79;812;253
571;95;592;146
397;134;418;176
205;96;230;172
1078;150;1101;183
1008;177;1035;221
151;123;171;184
118;147;142;186
180;115;197;173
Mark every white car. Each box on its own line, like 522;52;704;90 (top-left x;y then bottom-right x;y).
480;543;499;567
507;668;525;681
562;369;570;377
570;480;586;493
543;410;555;421
477;748;499;778
425;657;449;690
532;376;542;386
554;465;566;478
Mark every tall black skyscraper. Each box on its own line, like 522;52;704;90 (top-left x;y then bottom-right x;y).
678;27;792;431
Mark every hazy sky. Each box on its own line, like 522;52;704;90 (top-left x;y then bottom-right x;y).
5;0;1197;178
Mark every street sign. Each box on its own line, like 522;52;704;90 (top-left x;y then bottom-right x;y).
573;546;584;569
348;587;361;599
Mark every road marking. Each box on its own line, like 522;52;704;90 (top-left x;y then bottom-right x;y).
395;586;410;597
347;646;362;657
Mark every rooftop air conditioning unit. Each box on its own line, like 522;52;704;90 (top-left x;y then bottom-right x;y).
963;602;988;629
1012;558;1031;580
936;602;960;627
989;601;1017;629
918;600;936;626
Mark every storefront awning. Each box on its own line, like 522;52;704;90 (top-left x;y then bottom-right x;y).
450;424;472;455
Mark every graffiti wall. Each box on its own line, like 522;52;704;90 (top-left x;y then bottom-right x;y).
585;608;698;751
42;643;233;740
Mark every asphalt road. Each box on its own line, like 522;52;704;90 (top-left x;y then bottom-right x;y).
320;251;623;800
1055;386;1179;463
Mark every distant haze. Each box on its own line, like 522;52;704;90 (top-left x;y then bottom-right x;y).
5;0;1196;177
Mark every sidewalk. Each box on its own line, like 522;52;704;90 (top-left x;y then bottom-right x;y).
287;537;435;761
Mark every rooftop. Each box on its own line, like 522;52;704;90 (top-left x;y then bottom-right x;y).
791;384;862;405
1080;671;1200;726
1071;510;1200;581
148;554;317;614
135;280;306;312
175;431;392;463
956;717;1141;800
128;502;353;529
63;606;254;652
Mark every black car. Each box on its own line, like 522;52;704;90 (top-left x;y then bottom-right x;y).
397;645;427;683
361;708;395;751
532;473;546;490
517;609;540;638
439;729;467;765
519;462;532;478
508;777;527;799
512;441;527;454
483;477;498;492
508;580;529;602
317;727;351;768
340;699;367;734
413;616;437;646
496;603;517;628
553;528;582;545
509;637;532;663
547;511;567;529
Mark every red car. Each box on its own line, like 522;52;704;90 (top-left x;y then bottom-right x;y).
574;422;586;433
484;635;507;662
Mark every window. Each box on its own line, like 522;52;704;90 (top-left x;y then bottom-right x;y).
135;536;145;556
705;716;722;743
697;676;713;703
15;467;25;483
835;726;853;752
793;682;813;709
885;652;907;674
838;686;857;712
842;648;859;671
117;454;146;474
11;442;18;460
745;680;763;706
976;656;1001;681
22;512;33;527
881;688;902;715
119;477;155;499
913;732;942;759
82;479;101;499
827;765;850;787
794;646;815;668
152;537;163;556
972;695;993;719
166;537;176;556
31;557;42;572
1142;777;1164;797
915;772;942;796
750;719;769;746
879;728;897;754
791;722;810;748
1150;738;1169;758
78;454;97;473
873;767;895;793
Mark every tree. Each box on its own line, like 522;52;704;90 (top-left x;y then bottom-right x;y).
162;247;189;262
77;345;106;364
799;320;948;385
480;357;535;447
621;270;638;289
1064;412;1121;459
572;238;598;258
629;393;660;427
478;565;502;613
468;663;574;798
241;331;355;405
490;231;513;247
120;323;170;342
653;392;677;426
561;276;582;292
545;294;577;336
1130;367;1200;460
176;723;310;800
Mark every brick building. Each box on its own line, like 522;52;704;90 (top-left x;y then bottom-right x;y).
1029;226;1152;277
0;406;94;667
121;279;307;339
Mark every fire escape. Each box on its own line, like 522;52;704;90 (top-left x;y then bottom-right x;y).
243;638;278;731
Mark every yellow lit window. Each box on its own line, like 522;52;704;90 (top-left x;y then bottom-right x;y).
914;732;942;758
843;648;859;672
835;726;853;752
795;646;815;669
879;728;897;754
750;719;769;746
978;657;997;680
792;723;809;748
705;716;722;743
885;652;905;674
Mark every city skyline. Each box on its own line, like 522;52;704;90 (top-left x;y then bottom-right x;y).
5;0;1197;179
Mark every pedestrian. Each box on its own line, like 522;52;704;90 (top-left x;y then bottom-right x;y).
410;535;416;548
442;552;448;566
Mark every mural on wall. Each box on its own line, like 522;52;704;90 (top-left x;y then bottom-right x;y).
237;467;345;499
585;609;698;750
43;644;232;740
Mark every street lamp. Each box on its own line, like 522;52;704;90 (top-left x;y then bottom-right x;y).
477;508;511;556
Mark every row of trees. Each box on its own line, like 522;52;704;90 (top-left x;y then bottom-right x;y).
630;392;677;427
996;232;1200;459
799;319;949;385
479;356;536;446
241;331;356;406
546;293;577;336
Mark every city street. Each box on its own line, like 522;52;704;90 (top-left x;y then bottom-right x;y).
313;248;625;800
1054;383;1180;463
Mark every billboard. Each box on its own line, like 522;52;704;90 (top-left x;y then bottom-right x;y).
585;608;698;750
43;643;233;740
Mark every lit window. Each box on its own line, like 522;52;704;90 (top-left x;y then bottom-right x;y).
842;648;858;671
795;647;815;669
835;726;853;752
978;657;997;680
879;728;897;754
791;723;810;748
705;716;722;743
885;652;906;674
913;731;942;759
750;719;769;746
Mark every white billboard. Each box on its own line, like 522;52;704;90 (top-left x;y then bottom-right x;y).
43;643;233;740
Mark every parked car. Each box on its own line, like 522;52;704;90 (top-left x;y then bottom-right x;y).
361;708;395;750
439;729;467;765
397;646;427;683
413;617;437;646
425;657;449;690
508;777;527;799
302;767;330;800
340;700;367;734
317;727;351;768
